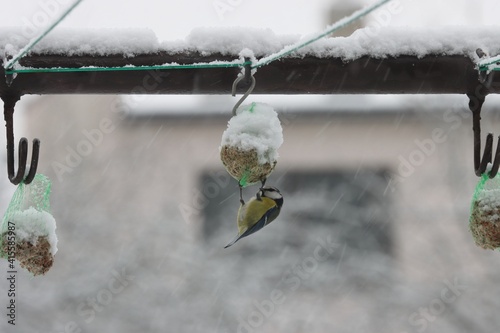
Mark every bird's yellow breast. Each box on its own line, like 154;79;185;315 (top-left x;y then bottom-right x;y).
237;197;277;234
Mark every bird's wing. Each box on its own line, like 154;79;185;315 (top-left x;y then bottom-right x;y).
225;198;278;248
224;216;269;249
238;214;269;238
237;197;277;234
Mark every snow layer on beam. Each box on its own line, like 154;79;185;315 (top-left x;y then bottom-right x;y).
304;26;500;60
0;27;160;57
171;26;500;60
171;27;299;57
1;26;499;61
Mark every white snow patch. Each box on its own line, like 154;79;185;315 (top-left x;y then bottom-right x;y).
299;26;500;60
3;207;58;256
2;26;500;61
162;27;299;56
220;102;283;164
0;27;159;57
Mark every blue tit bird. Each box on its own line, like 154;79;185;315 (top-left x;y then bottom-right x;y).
224;186;284;248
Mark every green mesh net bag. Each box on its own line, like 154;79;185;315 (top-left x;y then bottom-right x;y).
1;174;57;275
470;173;500;250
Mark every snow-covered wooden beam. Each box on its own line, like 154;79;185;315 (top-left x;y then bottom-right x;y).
1;27;499;96
0;53;496;96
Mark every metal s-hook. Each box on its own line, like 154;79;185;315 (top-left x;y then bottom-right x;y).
232;59;256;116
3;95;40;185
468;92;500;178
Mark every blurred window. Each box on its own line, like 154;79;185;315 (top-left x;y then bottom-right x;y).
201;169;393;256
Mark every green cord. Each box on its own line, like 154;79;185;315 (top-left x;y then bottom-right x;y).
4;61;250;75
239;171;250;188
252;0;393;69
5;0;83;70
248;102;256;113
479;64;500;72
4;0;392;75
478;54;500;68
479;65;500;72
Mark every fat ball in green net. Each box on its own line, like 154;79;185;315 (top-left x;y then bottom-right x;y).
220;102;283;187
1;174;57;275
220;146;277;187
470;172;500;250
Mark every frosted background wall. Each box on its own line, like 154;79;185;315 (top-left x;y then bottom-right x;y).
0;94;498;333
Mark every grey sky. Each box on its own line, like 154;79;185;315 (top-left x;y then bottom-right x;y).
0;0;498;41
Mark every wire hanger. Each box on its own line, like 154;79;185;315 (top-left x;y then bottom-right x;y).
231;59;256;116
3;95;40;185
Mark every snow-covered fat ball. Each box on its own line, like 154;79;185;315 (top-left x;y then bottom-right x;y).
220;102;283;186
1;207;58;275
470;190;500;250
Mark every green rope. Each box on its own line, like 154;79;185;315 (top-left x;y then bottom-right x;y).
4;0;391;75
239;171;250;188
478;54;500;68
478;54;500;72
4;0;83;70
252;0;393;69
479;66;500;72
4;61;250;75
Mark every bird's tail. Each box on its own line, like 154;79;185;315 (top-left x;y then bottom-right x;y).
224;234;243;248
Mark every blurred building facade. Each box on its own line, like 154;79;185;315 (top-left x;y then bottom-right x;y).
0;93;498;333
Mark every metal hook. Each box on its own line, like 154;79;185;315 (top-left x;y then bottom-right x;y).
3;95;40;185
467;92;500;178
467;48;500;178
231;59;256;116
